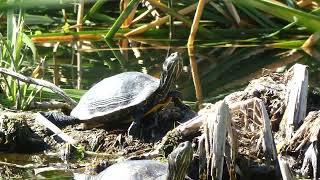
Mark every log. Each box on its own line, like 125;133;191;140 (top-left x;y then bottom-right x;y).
174;103;217;138
30;101;71;110
176;112;205;137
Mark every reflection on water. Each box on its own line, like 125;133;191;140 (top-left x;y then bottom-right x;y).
39;38;320;103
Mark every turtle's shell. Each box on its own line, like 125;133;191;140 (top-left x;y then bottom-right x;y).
94;160;167;180
70;72;160;123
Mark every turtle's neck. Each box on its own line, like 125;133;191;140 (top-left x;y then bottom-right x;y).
158;69;176;98
157;57;181;98
166;142;193;180
166;160;189;180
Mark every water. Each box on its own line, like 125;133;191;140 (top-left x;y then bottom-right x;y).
40;38;320;104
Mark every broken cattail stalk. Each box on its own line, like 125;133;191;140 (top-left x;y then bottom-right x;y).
257;99;279;168
278;155;296;180
203;101;230;180
281;64;308;139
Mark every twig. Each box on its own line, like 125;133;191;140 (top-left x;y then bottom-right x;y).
30;101;71;110
31;34;106;43
0;161;38;169
187;50;203;107
146;0;211;36
131;8;153;25
125;2;200;36
84;151;114;158
76;0;84;90
146;0;192;26
0;67;77;107
187;0;207;106
121;0;138;27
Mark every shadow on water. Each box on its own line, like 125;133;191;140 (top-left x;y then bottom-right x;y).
40;38;320;104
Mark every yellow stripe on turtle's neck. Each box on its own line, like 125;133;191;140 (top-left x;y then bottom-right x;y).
144;97;172;116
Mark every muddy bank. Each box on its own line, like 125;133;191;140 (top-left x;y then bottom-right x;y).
0;102;191;178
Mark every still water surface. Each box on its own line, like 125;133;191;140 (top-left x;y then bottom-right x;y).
40;38;320;103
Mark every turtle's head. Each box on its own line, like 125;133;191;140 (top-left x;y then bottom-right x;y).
162;52;182;78
159;52;182;96
167;141;193;180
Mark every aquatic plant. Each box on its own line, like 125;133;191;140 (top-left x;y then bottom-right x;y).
0;7;39;109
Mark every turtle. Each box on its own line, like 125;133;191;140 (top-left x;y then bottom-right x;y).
42;52;186;136
74;141;193;180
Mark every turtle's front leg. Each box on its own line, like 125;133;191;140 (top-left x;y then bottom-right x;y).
39;112;80;127
168;91;189;109
168;91;196;121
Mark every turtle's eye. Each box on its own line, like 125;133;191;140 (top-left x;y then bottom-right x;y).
170;52;178;59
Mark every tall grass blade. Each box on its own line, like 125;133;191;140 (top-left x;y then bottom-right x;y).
83;0;109;22
249;8;277;28
6;0;14;42
105;0;140;39
14;22;23;64
104;39;127;69
23;86;42;110
87;12;115;24
284;0;296;8
232;0;320;32
236;5;270;28
24;14;54;25
0;0;74;10
22;33;37;61
222;0;240;24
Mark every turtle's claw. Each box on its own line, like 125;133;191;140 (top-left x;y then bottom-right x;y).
127;121;141;138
